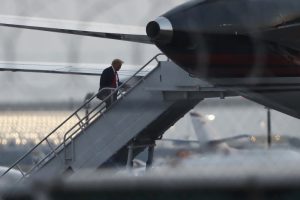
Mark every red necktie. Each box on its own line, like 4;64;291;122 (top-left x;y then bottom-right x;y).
112;73;116;88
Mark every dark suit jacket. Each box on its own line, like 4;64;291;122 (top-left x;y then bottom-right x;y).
100;66;118;89
97;66;121;100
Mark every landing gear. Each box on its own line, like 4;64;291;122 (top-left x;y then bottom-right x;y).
126;140;156;170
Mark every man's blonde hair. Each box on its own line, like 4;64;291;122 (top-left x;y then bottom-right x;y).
112;59;124;66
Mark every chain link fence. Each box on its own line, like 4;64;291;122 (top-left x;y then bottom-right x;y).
0;1;300;198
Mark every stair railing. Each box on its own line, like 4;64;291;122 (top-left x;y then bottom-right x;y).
0;53;166;180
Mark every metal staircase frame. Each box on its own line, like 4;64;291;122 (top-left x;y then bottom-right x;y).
0;53;166;180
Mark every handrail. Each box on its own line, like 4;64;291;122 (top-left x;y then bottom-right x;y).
62;53;166;161
63;87;115;160
61;53;166;147
0;53;166;179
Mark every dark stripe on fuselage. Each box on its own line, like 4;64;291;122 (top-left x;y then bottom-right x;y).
167;52;300;78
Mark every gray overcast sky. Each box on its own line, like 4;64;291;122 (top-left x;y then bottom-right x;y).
0;0;187;103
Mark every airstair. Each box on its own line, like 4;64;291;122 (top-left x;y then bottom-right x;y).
1;54;234;180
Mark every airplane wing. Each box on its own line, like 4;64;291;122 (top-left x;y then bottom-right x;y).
0;62;150;77
0;15;151;44
0;62;101;76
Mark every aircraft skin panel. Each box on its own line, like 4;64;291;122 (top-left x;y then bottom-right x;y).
240;90;300;119
0;15;151;44
260;23;300;51
148;0;300;80
189;111;212;145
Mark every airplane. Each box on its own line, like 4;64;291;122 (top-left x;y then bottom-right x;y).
134;110;251;167
186;111;300;152
189;111;247;154
135;109;300;168
0;0;299;120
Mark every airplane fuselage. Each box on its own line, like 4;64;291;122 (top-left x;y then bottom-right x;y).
147;0;300;86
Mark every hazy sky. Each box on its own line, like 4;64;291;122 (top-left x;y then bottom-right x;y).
0;0;187;103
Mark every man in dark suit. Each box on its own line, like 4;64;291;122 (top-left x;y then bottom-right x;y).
98;59;123;108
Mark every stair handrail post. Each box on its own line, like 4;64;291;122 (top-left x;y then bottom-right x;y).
0;53;166;179
62;87;115;164
0;83;110;178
